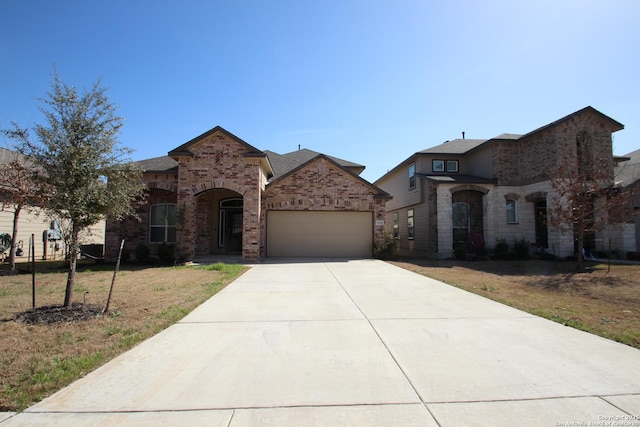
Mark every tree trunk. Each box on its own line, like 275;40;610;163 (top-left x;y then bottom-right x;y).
63;225;79;307
576;232;585;273
9;206;21;271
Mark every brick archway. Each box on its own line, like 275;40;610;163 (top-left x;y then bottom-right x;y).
191;180;248;197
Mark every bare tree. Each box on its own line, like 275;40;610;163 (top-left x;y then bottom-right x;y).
0;152;49;270
547;138;637;272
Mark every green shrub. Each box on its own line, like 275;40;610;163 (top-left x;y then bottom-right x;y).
454;244;467;260
374;233;396;260
494;239;509;259
135;244;150;263
157;243;175;264
513;238;530;259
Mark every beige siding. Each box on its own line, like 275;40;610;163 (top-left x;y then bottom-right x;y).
377;166;421;211
0;207;105;261
466;146;494;178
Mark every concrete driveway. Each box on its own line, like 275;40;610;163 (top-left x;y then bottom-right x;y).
3;259;640;426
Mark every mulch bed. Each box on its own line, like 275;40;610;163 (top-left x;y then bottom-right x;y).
9;303;104;324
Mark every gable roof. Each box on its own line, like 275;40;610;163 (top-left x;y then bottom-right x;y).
265;148;365;180
135;130;368;182
268;153;391;199
520;106;624;139
167;126;273;178
168;126;265;158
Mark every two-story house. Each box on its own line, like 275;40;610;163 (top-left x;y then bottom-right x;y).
375;106;633;259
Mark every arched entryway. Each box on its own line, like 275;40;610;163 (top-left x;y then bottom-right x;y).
194;189;243;256
218;198;243;254
450;186;488;256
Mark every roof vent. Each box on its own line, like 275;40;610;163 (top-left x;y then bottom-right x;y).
462;131;465;139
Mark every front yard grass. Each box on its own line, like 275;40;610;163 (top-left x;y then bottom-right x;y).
0;261;247;411
391;258;640;349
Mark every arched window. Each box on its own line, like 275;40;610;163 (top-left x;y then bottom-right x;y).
150;203;177;243
506;199;518;223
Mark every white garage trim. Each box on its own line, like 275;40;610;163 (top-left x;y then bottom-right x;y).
267;211;373;258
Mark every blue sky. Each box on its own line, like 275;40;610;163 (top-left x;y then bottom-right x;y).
2;0;639;183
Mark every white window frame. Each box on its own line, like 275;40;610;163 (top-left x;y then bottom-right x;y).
149;203;177;243
409;163;416;189
446;160;459;173
407;209;414;240
392;212;399;239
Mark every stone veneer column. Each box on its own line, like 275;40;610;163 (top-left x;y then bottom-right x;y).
437;186;453;259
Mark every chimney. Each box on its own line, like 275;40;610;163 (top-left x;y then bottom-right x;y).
462;131;465;139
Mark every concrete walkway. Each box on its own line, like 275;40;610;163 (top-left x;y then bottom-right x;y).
3;259;640;426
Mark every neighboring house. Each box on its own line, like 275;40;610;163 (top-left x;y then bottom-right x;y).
105;126;390;261
375;106;634;259
0;147;105;261
613;148;640;253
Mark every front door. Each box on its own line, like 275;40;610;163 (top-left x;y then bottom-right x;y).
534;200;548;248
218;199;243;254
226;210;243;253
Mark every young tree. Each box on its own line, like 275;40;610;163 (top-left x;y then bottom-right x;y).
0;152;49;270
4;71;146;306
547;136;637;272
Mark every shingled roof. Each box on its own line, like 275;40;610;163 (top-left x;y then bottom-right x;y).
264;148;365;180
134;156;178;173
418;138;488;155
614;148;640;187
134;142;365;181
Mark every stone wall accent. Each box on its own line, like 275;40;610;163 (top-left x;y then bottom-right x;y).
496;109;618;187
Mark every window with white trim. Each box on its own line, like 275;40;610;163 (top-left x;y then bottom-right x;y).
393;212;399;239
446;160;459;172
409;163;416;189
407;209;414;240
433;159;459;173
150;203;177;243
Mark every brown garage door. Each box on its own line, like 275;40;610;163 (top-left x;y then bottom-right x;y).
267;211;373;258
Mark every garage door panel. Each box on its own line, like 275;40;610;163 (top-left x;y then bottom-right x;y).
267;211;372;258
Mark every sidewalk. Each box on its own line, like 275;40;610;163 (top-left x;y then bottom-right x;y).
3;259;640;426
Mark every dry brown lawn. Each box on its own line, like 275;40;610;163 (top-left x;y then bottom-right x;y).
0;261;246;411
390;258;640;350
